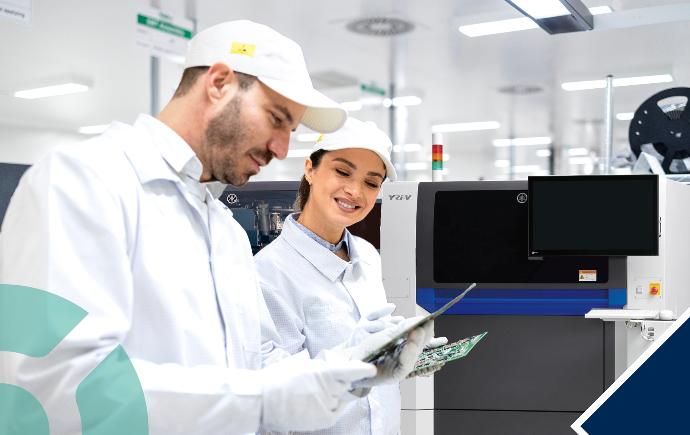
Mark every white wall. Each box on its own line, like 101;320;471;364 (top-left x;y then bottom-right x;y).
0;124;84;165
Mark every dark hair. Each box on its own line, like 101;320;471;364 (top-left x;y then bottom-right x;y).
294;149;328;211
173;66;257;98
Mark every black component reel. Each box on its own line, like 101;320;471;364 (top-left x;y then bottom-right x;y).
629;87;690;173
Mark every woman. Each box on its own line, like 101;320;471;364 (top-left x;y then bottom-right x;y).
255;117;405;435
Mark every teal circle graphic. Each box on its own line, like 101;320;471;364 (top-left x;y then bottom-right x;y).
0;284;149;434
0;384;49;435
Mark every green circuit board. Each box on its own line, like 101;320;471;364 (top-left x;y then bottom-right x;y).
408;332;487;378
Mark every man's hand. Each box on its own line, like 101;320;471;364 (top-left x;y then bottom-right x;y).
322;316;434;387
261;355;376;431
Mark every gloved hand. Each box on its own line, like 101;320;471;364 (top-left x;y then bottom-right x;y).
424;336;448;350
410;336;448;378
345;303;404;347
322;316;434;387
261;353;376;431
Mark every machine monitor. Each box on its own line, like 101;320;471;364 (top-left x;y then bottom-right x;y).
429;186;609;285
415;181;624;290
528;175;659;256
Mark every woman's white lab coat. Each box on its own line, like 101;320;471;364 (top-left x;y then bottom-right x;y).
255;215;401;435
0;115;284;435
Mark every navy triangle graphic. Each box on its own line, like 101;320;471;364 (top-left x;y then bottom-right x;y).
578;313;690;434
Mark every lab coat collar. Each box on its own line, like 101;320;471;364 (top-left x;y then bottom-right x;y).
122;114;227;199
282;215;363;282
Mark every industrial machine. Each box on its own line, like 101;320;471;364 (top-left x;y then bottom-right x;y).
221;181;382;252
221;181;300;253
0;163;29;228
381;175;690;435
629;87;690;175
582;175;690;367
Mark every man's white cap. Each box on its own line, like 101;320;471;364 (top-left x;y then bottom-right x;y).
185;20;347;133
312;118;397;181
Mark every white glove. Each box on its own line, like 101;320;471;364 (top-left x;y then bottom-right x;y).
261;353;376;431
424;336;448;350
323;316;434;387
409;336;448;378
345;303;404;347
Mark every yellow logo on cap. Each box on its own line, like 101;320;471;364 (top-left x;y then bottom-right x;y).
230;42;256;57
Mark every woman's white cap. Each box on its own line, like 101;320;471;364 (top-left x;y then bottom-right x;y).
184;20;347;133
311;118;397;181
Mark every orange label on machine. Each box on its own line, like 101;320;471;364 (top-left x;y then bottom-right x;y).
579;270;597;282
649;282;661;296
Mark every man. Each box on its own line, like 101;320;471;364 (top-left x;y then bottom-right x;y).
0;20;430;434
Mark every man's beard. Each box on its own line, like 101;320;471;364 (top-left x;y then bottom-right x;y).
204;95;272;186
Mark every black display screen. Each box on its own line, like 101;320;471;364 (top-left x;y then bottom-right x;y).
432;190;608;283
0;163;30;227
528;175;658;256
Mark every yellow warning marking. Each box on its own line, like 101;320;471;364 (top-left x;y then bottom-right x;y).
230;42;256;57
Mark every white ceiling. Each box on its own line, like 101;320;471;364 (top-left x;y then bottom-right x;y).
2;0;690;180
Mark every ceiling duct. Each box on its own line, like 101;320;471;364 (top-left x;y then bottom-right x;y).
346;17;415;36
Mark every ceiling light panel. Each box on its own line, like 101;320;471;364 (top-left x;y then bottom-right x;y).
14;82;90;99
562;74;673;91
432;121;500;133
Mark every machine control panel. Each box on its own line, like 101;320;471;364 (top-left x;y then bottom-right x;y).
649;282;661;296
632;277;663;301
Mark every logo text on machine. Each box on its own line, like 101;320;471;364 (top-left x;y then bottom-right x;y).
388;194;412;201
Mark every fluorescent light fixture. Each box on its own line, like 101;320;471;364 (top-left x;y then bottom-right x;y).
405;162;429;171
562;80;606;91
506;0;593;34
614;74;673;87
78;124;109;135
493;136;552;147
458;6;610;37
536;149;552;157
432;121;500;133
569;156;593;164
589;5;613;15
392;96;422;107
495;159;510;168
513;164;543;173
296;133;321;143
568;147;589;156
459;17;537;37
616;112;634;121
562;74;673;91
287;148;313;158
361;97;385;107
393;143;422;153
14;82;90;99
509;0;570;19
341;101;363;112
345;95;422;109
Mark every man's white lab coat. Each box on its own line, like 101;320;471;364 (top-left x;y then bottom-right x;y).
0;115;286;434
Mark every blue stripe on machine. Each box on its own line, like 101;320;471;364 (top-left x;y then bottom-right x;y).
416;287;627;316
